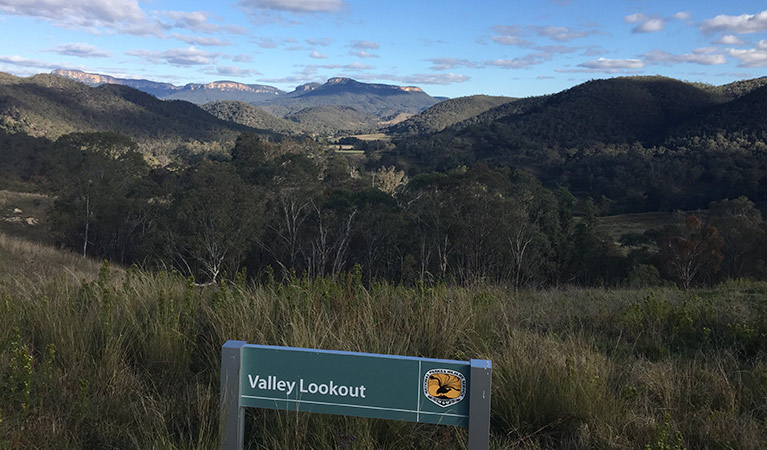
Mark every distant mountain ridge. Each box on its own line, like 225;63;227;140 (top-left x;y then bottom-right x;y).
52;69;284;103
51;70;439;120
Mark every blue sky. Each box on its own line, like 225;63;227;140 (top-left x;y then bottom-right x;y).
0;0;766;98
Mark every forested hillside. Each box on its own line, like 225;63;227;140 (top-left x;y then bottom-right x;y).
387;94;515;135
386;76;767;212
0;72;270;162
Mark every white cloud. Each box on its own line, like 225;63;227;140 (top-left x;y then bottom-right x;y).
172;34;231;47
306;37;333;46
0;0;162;35
349;50;379;58
491;35;533;46
485;55;546;69
318;63;374;70
673;11;691;21
625;13;665;33
759;40;767;49
702;10;767;34
239;0;345;13
349;40;380;50
535;26;593;41
0;55;61;68
127;46;218;66
233;54;253;62
381;73;470;85
716;35;745;45
427;58;480;71
643;49;727;65
579;58;645;70
48;43;111;58
255;37;278;48
728;48;767;67
310;50;328;59
209;66;260;77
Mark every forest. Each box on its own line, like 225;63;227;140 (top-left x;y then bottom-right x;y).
3;129;763;289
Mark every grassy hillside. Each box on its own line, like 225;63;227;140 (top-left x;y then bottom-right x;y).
387;95;515;135
0;73;261;161
1;232;766;449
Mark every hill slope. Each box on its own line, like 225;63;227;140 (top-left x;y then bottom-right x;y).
201;100;301;135
0;72;262;160
387;95;515;135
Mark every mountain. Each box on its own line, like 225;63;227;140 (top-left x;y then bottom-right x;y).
666;83;767;145
386;94;515;135
257;77;439;119
446;76;725;150
0;72;263;162
52;69;181;97
201;101;301;136
52;69;285;104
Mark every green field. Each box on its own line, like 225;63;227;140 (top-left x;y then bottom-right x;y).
1;231;766;449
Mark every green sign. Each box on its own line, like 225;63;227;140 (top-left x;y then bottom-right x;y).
220;340;492;450
240;344;470;426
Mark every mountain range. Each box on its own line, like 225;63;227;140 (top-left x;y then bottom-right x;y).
52;69;439;123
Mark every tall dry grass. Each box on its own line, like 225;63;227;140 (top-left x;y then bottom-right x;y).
1;237;766;449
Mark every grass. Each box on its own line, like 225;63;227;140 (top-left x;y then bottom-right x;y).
1;234;766;449
0;190;52;244
597;211;682;244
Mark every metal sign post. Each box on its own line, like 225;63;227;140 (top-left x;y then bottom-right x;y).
220;340;492;449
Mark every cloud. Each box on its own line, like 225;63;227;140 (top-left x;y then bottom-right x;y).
579;58;645;70
485;55;546;69
0;0;161;34
349;50;379;58
702;10;767;34
310;50;328;59
716;35;745;45
306;37;333;46
255;37;278;48
208;66;260;77
427;58;481;71
318;62;374;70
625;13;665;33
349;40;380;50
491;34;533;47
239;0;345;13
48;43;111;58
728;48;767;67
127;46;218;66
233;54;253;62
760;40;767;49
380;73;470;85
643;48;727;65
172;34;231;46
534;26;595;41
0;55;62;69
673;11;692;21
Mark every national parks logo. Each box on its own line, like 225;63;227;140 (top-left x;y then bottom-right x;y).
423;369;466;407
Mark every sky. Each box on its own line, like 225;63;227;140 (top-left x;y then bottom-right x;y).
0;0;766;98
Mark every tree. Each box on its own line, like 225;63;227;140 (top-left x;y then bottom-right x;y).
165;161;263;283
656;214;724;288
708;196;766;279
47;132;154;261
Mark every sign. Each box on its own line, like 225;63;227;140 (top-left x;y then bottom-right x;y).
220;340;492;450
